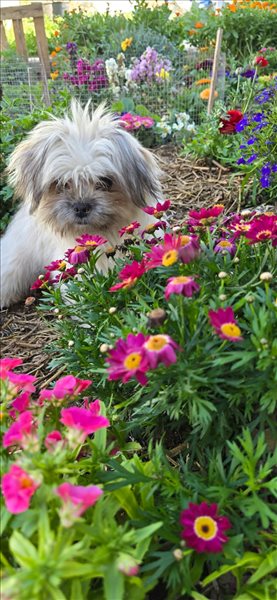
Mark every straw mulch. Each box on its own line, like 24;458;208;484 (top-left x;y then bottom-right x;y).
0;147;242;382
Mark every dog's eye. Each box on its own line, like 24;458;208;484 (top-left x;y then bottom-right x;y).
95;177;113;190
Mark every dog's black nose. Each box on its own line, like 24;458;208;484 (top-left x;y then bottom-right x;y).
73;203;91;219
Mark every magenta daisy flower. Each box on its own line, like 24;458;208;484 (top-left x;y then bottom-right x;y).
187;205;224;228
109;260;146;292
141;220;167;237
244;215;277;245
107;333;150;385
165;275;200;300
75;234;107;247
214;238;236;256
119;221;141;237
143;334;179;368
145;233;181;270
143;200;171;218
31;272;52;290
65;245;90;264
180;502;231;553
209;307;243;342
178;235;200;263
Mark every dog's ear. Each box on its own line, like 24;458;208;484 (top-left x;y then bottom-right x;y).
7;123;55;213
113;131;163;207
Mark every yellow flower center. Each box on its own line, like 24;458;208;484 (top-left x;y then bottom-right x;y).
145;335;168;351
256;230;271;239
19;475;33;489
235;224;251;232
85;240;98;246
172;276;190;284
124;352;142;370
194;516;218;540
180;235;191;246
218;240;232;248
123;277;138;289
162;249;178;267
221;323;241;338
74;245;85;253
199;217;215;225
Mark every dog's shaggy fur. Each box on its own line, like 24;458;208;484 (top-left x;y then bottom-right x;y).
0;102;163;308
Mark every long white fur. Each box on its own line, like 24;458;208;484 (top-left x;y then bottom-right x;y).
1;102;163;308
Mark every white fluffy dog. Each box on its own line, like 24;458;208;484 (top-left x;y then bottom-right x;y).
0;102;163;308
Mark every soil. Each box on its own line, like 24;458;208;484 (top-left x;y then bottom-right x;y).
0;146;242;383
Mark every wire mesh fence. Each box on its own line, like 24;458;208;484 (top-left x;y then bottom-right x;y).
1;46;225;124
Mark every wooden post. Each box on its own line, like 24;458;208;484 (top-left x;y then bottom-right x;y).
0;21;9;51
12;19;28;59
207;27;223;115
33;16;51;76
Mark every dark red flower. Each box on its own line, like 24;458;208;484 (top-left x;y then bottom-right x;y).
219;110;243;135
255;56;269;67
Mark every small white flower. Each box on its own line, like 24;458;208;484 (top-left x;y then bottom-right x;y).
260;272;273;281
218;271;228;279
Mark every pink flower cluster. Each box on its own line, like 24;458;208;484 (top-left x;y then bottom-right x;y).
120;113;155;131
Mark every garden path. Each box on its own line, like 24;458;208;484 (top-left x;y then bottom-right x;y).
0;146;241;382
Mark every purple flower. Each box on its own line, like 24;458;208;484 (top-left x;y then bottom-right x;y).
237;157;246;165
247;154;257;164
247;137;257;145
241;69;256;79
236;117;248;132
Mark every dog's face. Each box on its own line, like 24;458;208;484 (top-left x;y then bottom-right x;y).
7;102;162;236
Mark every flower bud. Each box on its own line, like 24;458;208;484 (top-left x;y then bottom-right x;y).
219;294;227;301
260;272;273;282
260;338;268;345
24;296;36;306
246;295;255;303
54;308;59;314
147;307;167;328
68;340;74;347
173;548;183;561
117;555;139;577
218;271;228;279
77;267;85;274
100;343;109;353
233;257;240;263
109;307;117;314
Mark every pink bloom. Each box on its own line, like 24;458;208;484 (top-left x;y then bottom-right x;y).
187;205;224;228
55;482;103;527
255;56;269;67
109;277;139;292
214;238;236;255
3;411;38;450
107;333;150;385
31;271;52;290
109;260;146;292
1;370;36;401
165;275;200;300
66;245;90;264
45;430;63;451
244;215;277;245
1;465;40;514
180;502;231;553
209;307;243;342
143;200;171;218
9;391;31;418
44;259;67;272
60;406;109;443
119;221;141;236
75;234;107;247
117;555;140;576
145;233;181;270
141;220;167;237
53;266;78;283
178;235;201;263
0;358;22;376
39;375;92;404
143;334;179;368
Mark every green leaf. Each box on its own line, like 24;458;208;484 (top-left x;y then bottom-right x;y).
134;522;163;544
60;561;103;579
202;553;261;586
103;563;124;600
247;550;277;584
191;592;210;600
9;531;38;568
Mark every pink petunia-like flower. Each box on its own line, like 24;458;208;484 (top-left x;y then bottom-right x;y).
3;411;38;451
1;465;40;514
187;205;224;228
119;221;141;237
165;275;200;300
1;369;36;402
60;406;110;444
31;271;52;290
107;333;150;385
9;391;31;418
143;334;179;368
0;358;23;376
145;233;181;270
109;260;146;292
38;375;92;405
178;235;201;263
180;502;231;553
55;482;103;527
214;238;236;255
244;215;277;245
45;430;64;451
143;200;171;219
209;307;243;342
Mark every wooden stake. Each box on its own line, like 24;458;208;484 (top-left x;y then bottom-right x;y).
207;27;223;115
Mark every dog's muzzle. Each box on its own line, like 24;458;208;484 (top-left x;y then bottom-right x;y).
73;202;91;220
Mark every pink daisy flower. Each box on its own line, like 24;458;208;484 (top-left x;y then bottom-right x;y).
65;245;90;264
31;271;52;290
107;333;150;385
187;205;224;228
214;238;236;256
145;233;181;270
180;502;231;553
1;465;40;514
53;266;78;283
143;200;171;219
44;259;67;272
143;334;179;368
141;220;167;237
165;275;200;300
244;215;277;245
209;307;243;342
178;235;200;263
119;221;141;237
109;260;146;292
55;482;103;527
75;234;108;247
